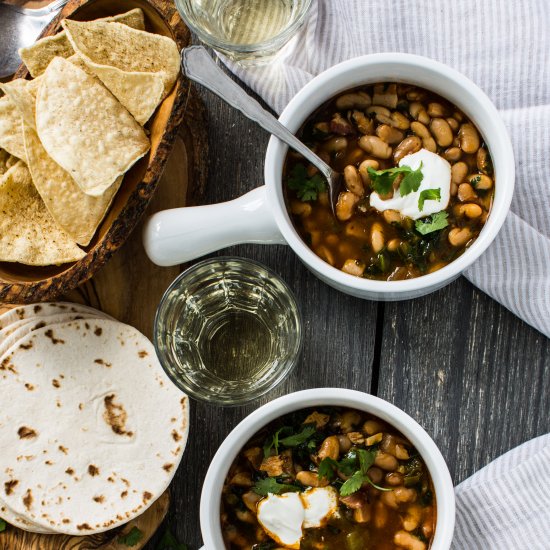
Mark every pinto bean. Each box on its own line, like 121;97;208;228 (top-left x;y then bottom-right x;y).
344;165;365;196
358;159;379;185
469;173;493;190
448;227;472;247
374;451;398;471
323;136;348;153
446;116;459;132
373;83;398;108
457;183;476;202
318;435;340;460
391;111;411;130
383;210;402;224
458;122;480;153
427;102;448;118
376;124;405;144
336;192;359;221
451;161;469;184
352;110;374;134
335;91;371;110
409;102;430;125
373;500;388;529
296;470;329;487
371;222;385;253
430;118;454;147
403;504;422;531
477;147;492;174
337;434;352;453
393;136;422;163
359;135;392;159
443;146;462;162
394;530;426;550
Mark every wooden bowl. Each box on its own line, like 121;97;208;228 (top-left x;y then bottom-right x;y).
0;0;193;303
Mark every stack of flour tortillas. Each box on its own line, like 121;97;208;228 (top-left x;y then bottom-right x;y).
0;303;189;535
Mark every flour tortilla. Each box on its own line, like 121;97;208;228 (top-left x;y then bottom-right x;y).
0;302;113;330
0;319;188;535
0;162;85;265
36;57;149;196
0;311;109;359
19;9;146;78
62;19;180;124
0;97;26;161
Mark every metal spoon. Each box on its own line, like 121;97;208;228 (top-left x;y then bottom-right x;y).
0;0;68;79
182;46;341;213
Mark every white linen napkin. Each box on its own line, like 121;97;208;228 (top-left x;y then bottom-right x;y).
222;0;550;338
452;433;550;549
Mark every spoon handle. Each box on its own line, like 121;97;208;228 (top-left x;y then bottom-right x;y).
181;46;333;179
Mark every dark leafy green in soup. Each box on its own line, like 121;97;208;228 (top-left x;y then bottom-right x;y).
221;407;436;549
284;83;494;281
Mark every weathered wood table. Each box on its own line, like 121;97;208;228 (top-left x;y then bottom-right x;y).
140;58;550;548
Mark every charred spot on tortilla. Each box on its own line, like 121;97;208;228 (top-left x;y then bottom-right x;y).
65;468;74;475
24;383;35;391
33;305;42;313
58;445;68;454
5;479;19;495
45;329;65;344
45;460;53;465
143;491;152;503
18;426;37;439
23;488;33;510
163;463;173;472
93;495;105;503
88;465;100;476
77;523;92;531
138;350;148;358
94;358;112;367
35;321;46;329
52;379;60;388
62;518;70;524
103;394;132;436
171;430;181;442
94;327;102;336
78;403;84;410
121;490;128;498
84;322;90;330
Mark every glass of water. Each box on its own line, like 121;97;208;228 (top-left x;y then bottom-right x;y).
154;257;302;405
175;0;313;63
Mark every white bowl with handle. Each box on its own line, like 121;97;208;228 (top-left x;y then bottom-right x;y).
143;53;514;301
198;388;455;549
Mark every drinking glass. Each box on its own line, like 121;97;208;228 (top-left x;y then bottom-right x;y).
174;0;313;63
154;257;302;405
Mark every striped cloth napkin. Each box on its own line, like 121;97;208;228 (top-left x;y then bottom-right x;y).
222;0;550;338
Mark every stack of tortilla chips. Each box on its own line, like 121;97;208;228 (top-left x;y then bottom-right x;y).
0;9;180;266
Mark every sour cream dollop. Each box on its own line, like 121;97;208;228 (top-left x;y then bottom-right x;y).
257;487;339;548
369;148;451;220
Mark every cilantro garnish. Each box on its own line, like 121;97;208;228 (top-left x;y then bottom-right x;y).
118;526;143;546
339;449;392;496
253;477;301;496
0;519;6;533
415;211;449;235
318;457;339;481
287;164;326;201
418;188;441;211
155;528;188;550
368;162;423;196
278;425;316;447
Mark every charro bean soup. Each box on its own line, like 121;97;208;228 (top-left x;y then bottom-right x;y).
284;83;494;281
221;407;436;549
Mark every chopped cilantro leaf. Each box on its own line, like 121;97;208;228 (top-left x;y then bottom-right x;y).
357;448;376;475
279;425;316;447
368;163;424;196
287;164;326;201
415;211;449;235
318;457;338;481
253;477;301;496
118;526;143;546
337;455;359;476
339;470;365;497
418;188;441;211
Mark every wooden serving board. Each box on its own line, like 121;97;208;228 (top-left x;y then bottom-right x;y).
0;53;208;550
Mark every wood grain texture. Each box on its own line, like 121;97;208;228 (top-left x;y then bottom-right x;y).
377;277;550;485
142;56;379;550
0;0;194;304
0;491;169;550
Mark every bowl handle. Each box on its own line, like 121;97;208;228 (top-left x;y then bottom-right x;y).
142;186;286;266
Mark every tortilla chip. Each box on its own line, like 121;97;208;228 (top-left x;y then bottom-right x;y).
0;78;40;129
0;162;85;265
0;96;26;161
0;150;11;175
36;57;149;197
62;19;180;124
19;8;146;78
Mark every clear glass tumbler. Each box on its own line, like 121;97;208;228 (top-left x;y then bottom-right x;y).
174;0;313;63
154;257;302;405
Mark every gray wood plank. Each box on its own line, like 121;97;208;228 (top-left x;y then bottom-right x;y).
144;65;378;548
377;277;550;486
